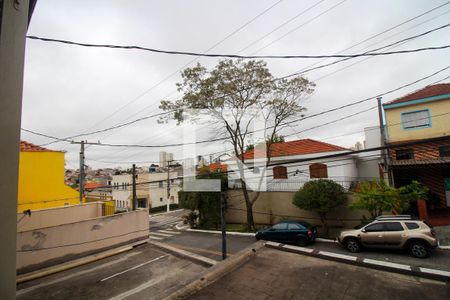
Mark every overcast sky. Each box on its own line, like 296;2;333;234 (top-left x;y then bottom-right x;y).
21;0;450;169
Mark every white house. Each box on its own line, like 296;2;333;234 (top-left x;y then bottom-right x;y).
227;139;359;192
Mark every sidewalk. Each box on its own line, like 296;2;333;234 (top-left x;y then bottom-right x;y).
187;247;448;300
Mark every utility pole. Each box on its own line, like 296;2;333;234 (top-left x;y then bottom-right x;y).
79;140;85;204
132;164;137;211
377;97;393;185
166;160;172;213
220;192;227;260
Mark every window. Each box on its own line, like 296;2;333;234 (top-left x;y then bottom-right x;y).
309;163;328;178
288;223;304;230
160;197;163;202
401;109;431;129
405;222;420;230
271;223;288;230
384;222;404;231
273;166;288;179
396;149;414;160
159;181;163;188
439;146;450;158
364;223;384;232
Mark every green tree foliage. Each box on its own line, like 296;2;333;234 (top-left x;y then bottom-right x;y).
178;167;228;229
350;180;429;220
160;59;315;231
292;179;346;236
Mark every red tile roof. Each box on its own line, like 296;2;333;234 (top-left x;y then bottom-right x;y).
20;140;57;152
84;182;104;191
209;162;228;172
386;83;450;105
242;139;347;160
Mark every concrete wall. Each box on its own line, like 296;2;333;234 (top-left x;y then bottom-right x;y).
226;190;367;229
0;0;30;297
16;209;149;273
17;202;103;232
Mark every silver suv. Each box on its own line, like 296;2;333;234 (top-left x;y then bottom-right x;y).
338;215;438;258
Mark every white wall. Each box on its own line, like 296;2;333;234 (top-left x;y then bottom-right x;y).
227;154;358;191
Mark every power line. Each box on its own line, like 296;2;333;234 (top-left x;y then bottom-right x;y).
280;23;450;79
286;2;450;78
96;1;450;144
26;35;449;59
45;1;285;145
21;65;450;149
236;0;327;54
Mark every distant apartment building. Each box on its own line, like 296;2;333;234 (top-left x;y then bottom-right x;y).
383;83;450;208
111;171;180;211
18;141;81;212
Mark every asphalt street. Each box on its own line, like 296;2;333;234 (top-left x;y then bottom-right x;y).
16;243;206;300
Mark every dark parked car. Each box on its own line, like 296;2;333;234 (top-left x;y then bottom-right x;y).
255;220;317;246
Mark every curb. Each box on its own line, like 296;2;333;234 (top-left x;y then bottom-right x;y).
150;209;185;218
186;228;255;237
265;241;450;282
149;241;217;267
16;239;148;284
163;241;265;300
315;238;337;243
175;223;189;231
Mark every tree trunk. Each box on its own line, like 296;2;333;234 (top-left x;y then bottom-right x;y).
241;179;255;231
319;213;328;237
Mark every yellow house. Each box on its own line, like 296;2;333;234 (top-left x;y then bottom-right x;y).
18;141;81;212
383;84;450;143
383;83;450;211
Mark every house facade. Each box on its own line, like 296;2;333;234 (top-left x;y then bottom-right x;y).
383;83;450;208
17;141;81;212
227;139;359;192
111;171;180;211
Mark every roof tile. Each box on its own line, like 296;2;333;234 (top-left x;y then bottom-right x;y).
243;139;347;160
386;83;450;105
20;140;57;152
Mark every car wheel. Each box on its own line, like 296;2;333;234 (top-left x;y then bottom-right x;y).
409;241;430;258
345;238;361;253
297;237;308;247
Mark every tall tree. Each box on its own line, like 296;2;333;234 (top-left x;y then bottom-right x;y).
160;59;315;230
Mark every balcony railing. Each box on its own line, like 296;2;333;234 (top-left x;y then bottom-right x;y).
228;177;357;192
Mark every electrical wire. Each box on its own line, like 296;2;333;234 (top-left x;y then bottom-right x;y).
25;35;449;60
21;65;450;148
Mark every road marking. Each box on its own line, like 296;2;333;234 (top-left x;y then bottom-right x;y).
100;255;167;282
158;230;181;234
419;267;450;277
151;232;173;237
282;244;314;253
164;243;233;257
318;250;357;261
363;258;411;271
149;236;163;240
16;251;142;296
